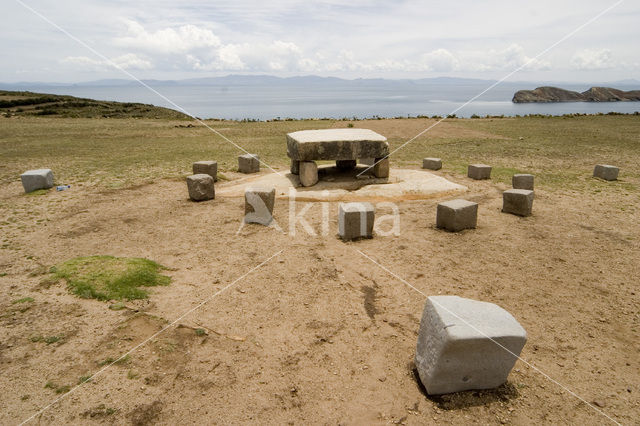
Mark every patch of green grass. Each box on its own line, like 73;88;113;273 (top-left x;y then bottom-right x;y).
78;375;92;384
44;381;70;394
51;255;171;301
98;354;130;366
127;369;139;379
195;328;206;336
24;189;48;196
31;335;62;345
0;272;7;277
12;297;34;304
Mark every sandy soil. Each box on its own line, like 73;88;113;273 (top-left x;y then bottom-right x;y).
0;166;638;425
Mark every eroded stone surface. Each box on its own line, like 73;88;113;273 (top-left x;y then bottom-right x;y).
187;174;215;201
423;158;442;171
244;186;276;225
436;199;478;232
468;164;492;180
502;189;534;217
239;154;260;174
299;161;319;187
193;161;218;181
512;174;534;190
593;164;619;181
20;169;54;193
287;129;389;161
415;295;527;395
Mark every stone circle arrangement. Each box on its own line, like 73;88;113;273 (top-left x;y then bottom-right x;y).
17;128;623;399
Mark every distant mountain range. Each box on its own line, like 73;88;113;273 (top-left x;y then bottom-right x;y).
2;75;639;90
513;86;640;103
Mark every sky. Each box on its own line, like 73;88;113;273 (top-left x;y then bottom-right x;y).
2;0;639;83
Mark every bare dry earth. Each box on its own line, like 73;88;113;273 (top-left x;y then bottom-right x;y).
0;166;639;425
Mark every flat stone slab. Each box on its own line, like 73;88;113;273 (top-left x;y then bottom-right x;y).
593;164;619;181
21;169;54;193
216;168;467;202
415;295;527;395
287;129;389;161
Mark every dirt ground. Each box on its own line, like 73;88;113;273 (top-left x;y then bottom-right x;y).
0;164;639;425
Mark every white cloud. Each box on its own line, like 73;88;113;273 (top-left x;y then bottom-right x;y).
420;49;459;72
62;53;152;70
571;48;614;70
116;19;221;54
467;44;550;72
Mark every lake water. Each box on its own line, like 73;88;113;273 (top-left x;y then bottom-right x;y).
15;82;640;120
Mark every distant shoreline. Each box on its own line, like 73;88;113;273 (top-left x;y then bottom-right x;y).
513;86;640;103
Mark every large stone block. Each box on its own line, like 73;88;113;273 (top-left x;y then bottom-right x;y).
238;154;260;174
436;199;478;232
338;202;374;240
372;157;390;178
467;164;492;180
415;295;527;395
422;158;442;171
193;161;218;181
593;164;619;181
299;161;319;187
244;186;276;225
512;174;534;190
187;174;215;201
502;189;534;217
287;129;389;161
20;169;54;193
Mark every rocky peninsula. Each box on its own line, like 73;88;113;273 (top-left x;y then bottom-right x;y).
512;86;640;103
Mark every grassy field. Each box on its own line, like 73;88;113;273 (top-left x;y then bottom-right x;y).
0;114;638;192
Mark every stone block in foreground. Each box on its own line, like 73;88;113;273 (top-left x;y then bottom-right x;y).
593;164;619;181
244;186;276;225
415;295;527;395
338;202;374;240
238;154;260;174
436;199;477;232
193;161;218;181
502;189;534;217
21;169;54;193
467;164;491;180
187;174;215;201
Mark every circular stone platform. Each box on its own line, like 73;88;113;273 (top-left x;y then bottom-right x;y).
217;166;466;202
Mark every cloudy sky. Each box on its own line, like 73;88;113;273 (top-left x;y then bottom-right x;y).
2;0;638;83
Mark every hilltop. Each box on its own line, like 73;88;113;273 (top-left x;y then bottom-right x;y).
513;86;640;103
0;90;191;119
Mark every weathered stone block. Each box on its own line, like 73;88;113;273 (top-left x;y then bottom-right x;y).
192;161;218;181
286;128;389;161
336;159;357;170
290;159;300;175
502;189;534;217
372;157;389;178
593;164;619;181
436;199;478;232
20;169;54;193
338;202;375;240
244;186;276;225
512;174;534;190
467;164;492;180
422;158;442;171
238;154;260;174
415;295;527;395
187;174;215;201
299;161;319;187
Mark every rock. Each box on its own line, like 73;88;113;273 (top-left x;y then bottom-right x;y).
415;295;527;395
502;189;534;217
338;202;374;240
244;186;276;225
372;157;390;178
20;169;54;193
192;161;218;181
290;159;300;175
512;86;640;103
336;160;357;170
422;158;442;171
299;161;319;187
593;164;619;181
467;164;491;180
186;174;215;201
286;129;389;161
512;174;534;190
436;199;478;232
238;154;260;174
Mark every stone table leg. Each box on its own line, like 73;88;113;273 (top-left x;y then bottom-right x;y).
373;157;389;178
290;159;300;175
299;161;318;187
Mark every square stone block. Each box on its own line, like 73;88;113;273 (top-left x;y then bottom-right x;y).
468;164;491;180
502;189;534;217
422;158;442;171
512;174;534;190
593;164;619;181
299;161;319;187
20;169;54;193
372;157;389;178
238;154;260;174
187;174;215;201
415;295;527;395
193;161;218;181
436;199;478;232
244;186;276;225
338;202;375;240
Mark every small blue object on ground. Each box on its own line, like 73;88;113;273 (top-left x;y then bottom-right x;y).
56;185;71;191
